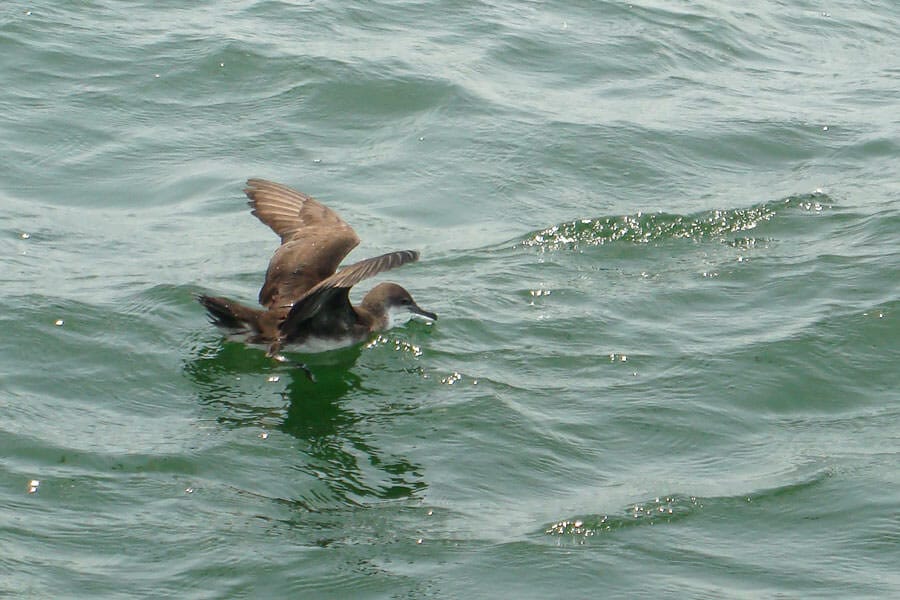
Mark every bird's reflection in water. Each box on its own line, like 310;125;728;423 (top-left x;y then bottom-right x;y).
185;338;426;505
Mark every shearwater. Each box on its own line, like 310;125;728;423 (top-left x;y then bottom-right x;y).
198;179;437;363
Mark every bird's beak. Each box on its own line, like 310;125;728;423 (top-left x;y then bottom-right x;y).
410;303;437;321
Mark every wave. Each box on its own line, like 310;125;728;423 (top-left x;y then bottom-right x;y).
520;191;832;251
545;462;832;541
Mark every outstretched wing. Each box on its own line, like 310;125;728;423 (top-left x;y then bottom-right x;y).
244;179;360;308
279;250;419;336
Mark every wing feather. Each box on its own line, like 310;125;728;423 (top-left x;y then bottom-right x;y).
244;179;360;307
279;250;419;334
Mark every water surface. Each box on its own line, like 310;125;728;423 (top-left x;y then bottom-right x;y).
2;1;899;597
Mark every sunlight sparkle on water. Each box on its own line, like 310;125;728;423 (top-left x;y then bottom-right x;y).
441;372;462;385
366;335;423;357
547;496;703;540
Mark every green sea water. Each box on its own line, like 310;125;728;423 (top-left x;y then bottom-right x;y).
2;1;899;597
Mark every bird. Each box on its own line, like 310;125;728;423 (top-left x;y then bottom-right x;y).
198;179;436;361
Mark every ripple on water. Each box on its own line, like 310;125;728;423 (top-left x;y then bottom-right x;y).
545;462;832;544
519;192;832;251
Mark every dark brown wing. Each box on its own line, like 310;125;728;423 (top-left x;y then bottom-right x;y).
279;250;419;336
244;179;360;308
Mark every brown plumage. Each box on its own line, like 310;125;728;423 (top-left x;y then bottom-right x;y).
198;179;436;356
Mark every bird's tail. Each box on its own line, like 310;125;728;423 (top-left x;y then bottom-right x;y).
197;294;263;332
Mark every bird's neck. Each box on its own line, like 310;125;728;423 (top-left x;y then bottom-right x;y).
356;298;389;331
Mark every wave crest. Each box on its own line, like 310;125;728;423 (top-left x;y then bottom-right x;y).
521;192;831;251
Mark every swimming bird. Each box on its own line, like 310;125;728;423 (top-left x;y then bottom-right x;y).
198;179;436;360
